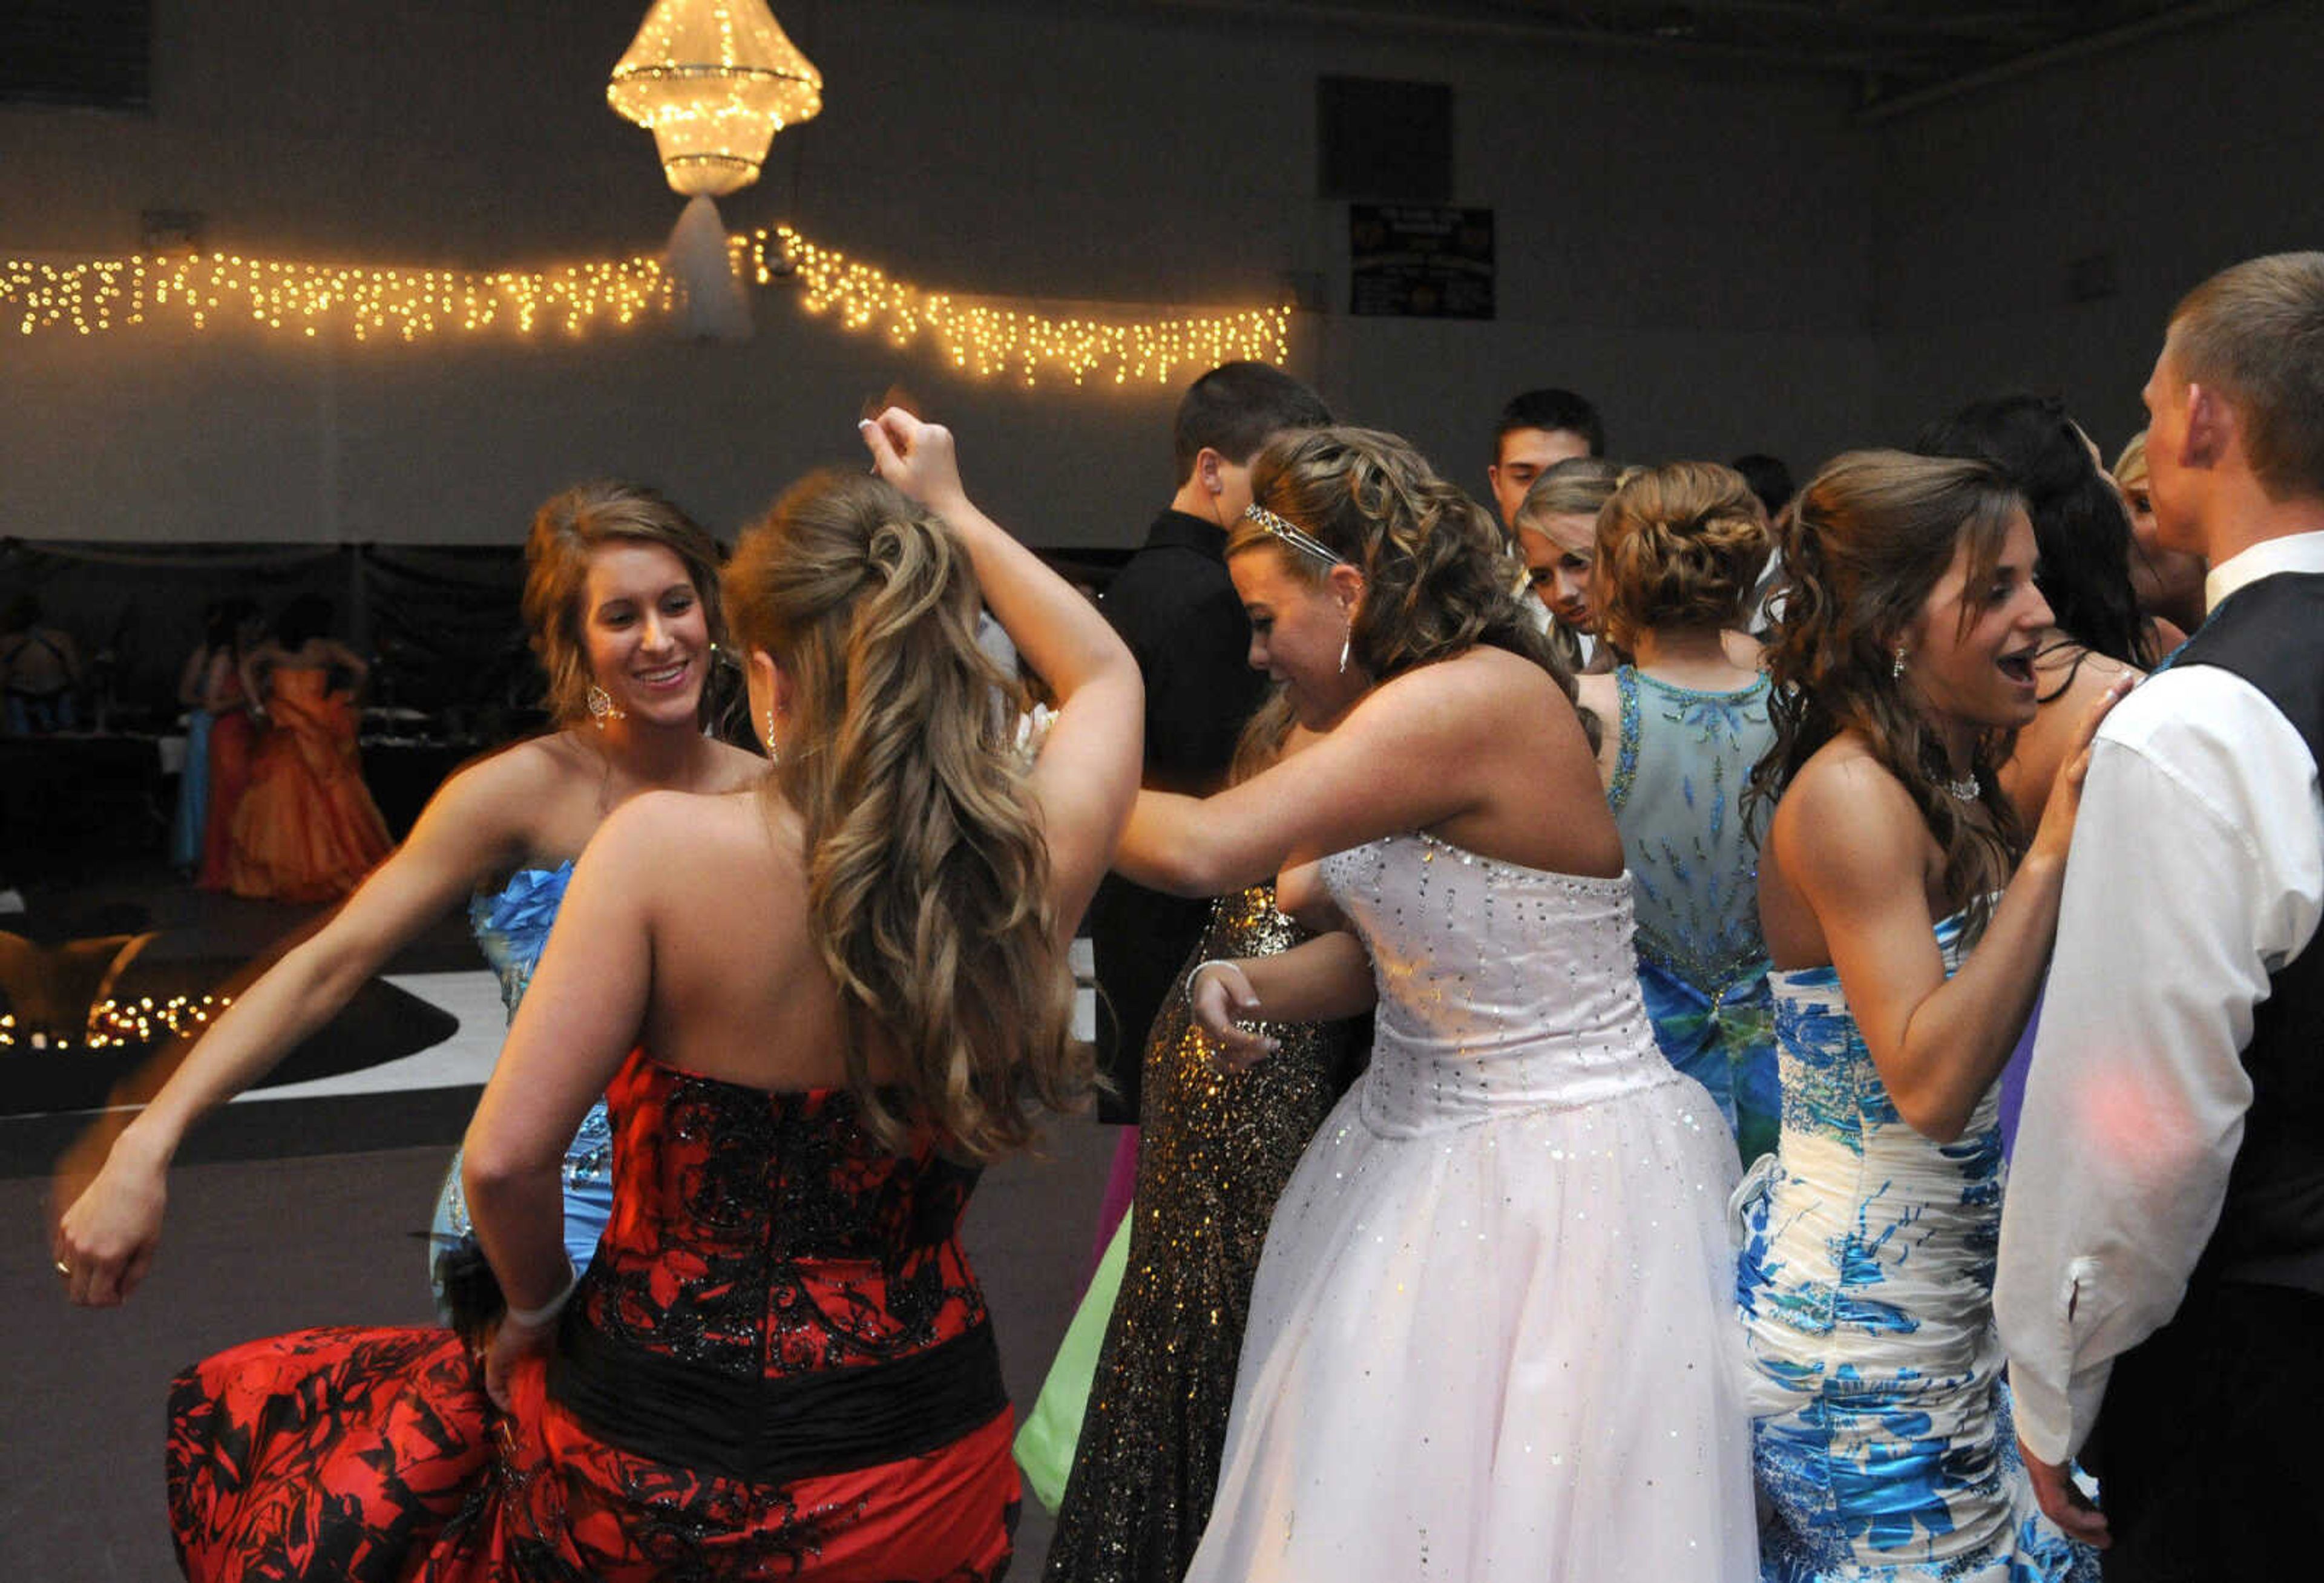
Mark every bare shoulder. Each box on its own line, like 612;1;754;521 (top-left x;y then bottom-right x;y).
1369;645;1564;725
1573;669;1620;719
1773;740;1921;870
703;738;771;792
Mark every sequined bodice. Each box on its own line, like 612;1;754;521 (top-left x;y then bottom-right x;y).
1321;831;1676;1135
1607;667;1774;994
572;1050;988;1382
468;862;572;1016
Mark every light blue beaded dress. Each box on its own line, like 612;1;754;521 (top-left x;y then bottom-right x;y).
1606;666;1780;1165
425;860;616;1302
1733;913;2097;1581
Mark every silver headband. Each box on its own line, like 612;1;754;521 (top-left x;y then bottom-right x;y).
1242;503;1345;568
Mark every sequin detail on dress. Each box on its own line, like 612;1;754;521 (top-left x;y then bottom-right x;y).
1183;831;1756;1582
1733;913;2098;1581
1043;885;1357;1583
1609;666;1780;1163
430;861;618;1300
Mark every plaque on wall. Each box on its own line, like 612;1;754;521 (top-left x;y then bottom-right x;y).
1350;205;1494;320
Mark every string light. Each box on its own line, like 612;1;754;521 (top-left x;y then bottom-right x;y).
0;992;233;1052
1;229;1292;386
746;227;1292;387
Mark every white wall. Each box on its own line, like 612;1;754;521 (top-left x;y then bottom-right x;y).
1868;0;2324;456
0;0;1877;546
8;1;2316;550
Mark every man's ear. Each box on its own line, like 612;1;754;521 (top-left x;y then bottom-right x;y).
2184;383;2232;471
1197;446;1227;497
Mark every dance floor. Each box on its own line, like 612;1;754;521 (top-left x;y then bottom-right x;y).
0;862;1114;1579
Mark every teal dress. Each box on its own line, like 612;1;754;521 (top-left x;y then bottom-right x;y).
425;861;616;1302
1606;665;1781;1164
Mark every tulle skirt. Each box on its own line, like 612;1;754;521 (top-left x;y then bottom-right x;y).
1184;1071;1758;1582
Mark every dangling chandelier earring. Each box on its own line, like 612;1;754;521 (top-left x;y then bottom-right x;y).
764;710;781;764
586;683;625;727
1891;646;1909;681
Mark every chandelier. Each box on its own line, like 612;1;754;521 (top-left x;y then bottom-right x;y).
608;0;823;200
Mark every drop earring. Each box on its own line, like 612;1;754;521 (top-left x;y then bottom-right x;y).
1339;624;1353;675
586;684;624;727
764;712;781;763
1891;646;1909;680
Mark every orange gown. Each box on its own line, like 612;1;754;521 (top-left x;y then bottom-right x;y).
226;667;392;903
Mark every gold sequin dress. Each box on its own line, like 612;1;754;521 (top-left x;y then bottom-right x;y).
1043;885;1357;1583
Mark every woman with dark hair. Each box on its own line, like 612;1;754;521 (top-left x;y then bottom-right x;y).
160;411;1140;1579
1117;426;1753;1580
1915;393;2158;827
1735;451;2118;1579
224;596;393;901
54;482;764;1311
1572;462;1779;1165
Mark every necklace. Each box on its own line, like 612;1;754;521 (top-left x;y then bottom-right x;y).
1942;771;1981;803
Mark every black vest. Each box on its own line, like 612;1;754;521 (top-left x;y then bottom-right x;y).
2171;571;2324;1294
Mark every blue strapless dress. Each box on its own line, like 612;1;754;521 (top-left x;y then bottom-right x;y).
425;861;616;1302
1733;913;2095;1581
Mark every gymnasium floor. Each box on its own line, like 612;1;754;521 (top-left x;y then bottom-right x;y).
0;864;1113;1579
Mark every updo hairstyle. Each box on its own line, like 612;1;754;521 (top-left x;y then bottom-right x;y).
522;481;730;728
1228;425;1571;692
723;471;1080;1163
1592;462;1771;653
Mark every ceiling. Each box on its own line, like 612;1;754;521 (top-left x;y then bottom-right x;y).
1144;1;2260;111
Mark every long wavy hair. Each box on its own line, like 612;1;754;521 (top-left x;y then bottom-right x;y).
1915;393;2156;674
522;481;732;729
1229;425;1590;741
1750;450;2026;934
724;471;1081;1163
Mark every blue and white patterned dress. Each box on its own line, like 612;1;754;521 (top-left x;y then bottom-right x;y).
1607;666;1779;1167
425;860;617;1302
1733;913;2096;1581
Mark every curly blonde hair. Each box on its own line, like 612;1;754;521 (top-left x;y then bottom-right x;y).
1594;462;1771;653
1228;427;1582;730
1751;450;2024;933
723;472;1082;1163
521;482;730;728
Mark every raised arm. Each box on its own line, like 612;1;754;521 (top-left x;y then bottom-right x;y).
51;753;531;1306
861;410;1142;931
1114;653;1569;896
1781;678;2125;1142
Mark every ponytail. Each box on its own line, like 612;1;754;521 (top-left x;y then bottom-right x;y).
727;473;1085;1161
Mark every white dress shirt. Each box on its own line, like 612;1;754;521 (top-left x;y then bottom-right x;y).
1994;530;2324;1464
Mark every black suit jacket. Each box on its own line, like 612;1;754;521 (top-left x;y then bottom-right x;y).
1085;510;1269;1122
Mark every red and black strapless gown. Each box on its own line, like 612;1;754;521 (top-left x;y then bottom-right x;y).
166;1050;1019;1581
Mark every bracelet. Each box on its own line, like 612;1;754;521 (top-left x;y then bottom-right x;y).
502;1270;576;1332
1184;958;1243;1013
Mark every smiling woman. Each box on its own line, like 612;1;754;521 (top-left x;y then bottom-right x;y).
1733;450;2119;1579
52;480;769;1318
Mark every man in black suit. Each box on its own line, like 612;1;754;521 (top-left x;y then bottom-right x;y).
1086;362;1332;1133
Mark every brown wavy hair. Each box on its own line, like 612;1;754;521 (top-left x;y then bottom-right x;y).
522;481;730;728
724;472;1082;1163
1750;450;2026;934
1227;426;1590;741
1594;462;1771;652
